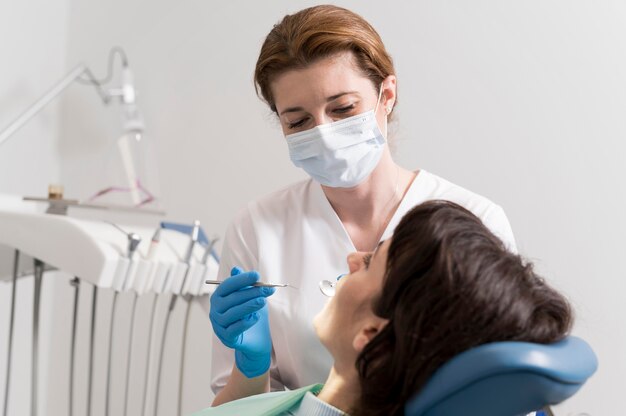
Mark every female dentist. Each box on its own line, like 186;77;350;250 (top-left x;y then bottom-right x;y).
206;4;517;406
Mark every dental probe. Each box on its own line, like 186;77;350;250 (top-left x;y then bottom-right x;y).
205;280;289;288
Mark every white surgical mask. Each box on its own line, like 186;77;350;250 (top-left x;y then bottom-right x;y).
285;86;387;188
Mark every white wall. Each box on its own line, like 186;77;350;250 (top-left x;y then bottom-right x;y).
388;3;626;413
0;0;69;195
1;0;623;415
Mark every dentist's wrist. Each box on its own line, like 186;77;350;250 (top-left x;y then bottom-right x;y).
235;350;271;378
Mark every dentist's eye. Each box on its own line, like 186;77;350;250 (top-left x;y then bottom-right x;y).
288;118;307;129
363;253;372;269
333;104;355;114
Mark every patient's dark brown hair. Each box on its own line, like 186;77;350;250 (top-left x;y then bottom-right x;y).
354;200;573;416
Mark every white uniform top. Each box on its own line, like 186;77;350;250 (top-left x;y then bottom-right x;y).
205;169;517;394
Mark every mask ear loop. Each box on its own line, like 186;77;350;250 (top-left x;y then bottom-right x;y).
374;82;388;139
374;82;384;114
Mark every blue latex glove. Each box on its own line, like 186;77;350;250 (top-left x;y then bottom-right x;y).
209;267;276;378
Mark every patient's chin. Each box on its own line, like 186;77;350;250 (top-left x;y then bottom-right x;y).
312;310;329;345
312;312;322;336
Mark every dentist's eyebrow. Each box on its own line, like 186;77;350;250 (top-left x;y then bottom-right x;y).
326;91;359;101
279;91;359;115
280;106;304;116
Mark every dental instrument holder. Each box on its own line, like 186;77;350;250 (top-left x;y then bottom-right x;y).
0;197;220;416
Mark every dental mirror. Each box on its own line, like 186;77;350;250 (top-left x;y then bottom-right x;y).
319;274;346;297
319;280;337;297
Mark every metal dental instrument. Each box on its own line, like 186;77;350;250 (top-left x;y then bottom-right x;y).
201;237;219;265
108;221;142;259
184;220;200;265
319;280;337;297
178;298;193;416
3;250;19;416
128;234;141;260
154;292;174;415
204;280;289;288
32;258;45;416
124;224;152;416
146;228;161;260
176;220;200;416
141;229;161;416
123;226;154;416
179;225;217;416
122;227;159;416
140;292;159;416
154;220;199;415
122;291;139;416
105;292;119;416
87;285;98;416
69;277;80;416
105;222;142;416
319;274;346;297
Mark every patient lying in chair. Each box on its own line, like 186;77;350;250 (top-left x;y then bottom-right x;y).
193;200;572;416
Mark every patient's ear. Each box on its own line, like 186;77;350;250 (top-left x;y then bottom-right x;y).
352;317;389;353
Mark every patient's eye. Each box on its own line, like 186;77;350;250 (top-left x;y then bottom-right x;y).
363;253;372;269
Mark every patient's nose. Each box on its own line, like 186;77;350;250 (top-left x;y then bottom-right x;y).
347;252;368;274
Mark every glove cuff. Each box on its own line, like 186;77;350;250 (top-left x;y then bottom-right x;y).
235;350;271;378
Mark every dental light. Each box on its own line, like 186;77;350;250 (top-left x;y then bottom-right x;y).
0;47;152;209
0;47;143;146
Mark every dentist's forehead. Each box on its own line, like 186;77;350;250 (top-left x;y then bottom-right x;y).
271;53;374;111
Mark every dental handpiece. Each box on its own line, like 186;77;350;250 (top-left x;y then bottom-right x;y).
184;220;200;264
107;222;142;259
127;233;141;260
146;227;161;260
201;237;219;265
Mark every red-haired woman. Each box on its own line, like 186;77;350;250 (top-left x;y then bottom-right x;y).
204;5;517;406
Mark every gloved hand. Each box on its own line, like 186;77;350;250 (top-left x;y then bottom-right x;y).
209;266;276;378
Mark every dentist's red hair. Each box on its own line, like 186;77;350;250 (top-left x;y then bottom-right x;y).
254;5;396;114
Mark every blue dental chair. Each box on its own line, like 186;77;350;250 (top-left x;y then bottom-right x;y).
405;336;597;416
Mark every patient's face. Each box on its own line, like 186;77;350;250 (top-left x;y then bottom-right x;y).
314;240;391;363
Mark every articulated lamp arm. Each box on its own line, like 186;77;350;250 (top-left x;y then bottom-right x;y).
0;64;111;147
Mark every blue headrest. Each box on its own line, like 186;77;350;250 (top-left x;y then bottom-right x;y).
405;336;597;416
